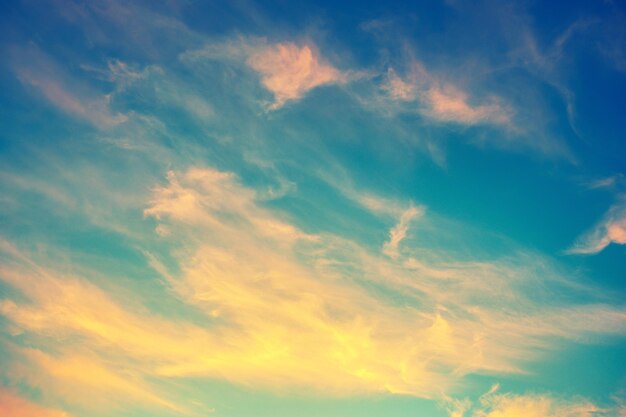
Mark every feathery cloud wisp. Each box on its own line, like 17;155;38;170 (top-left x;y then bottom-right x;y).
568;197;626;254
383;205;424;259
384;65;512;126
11;46;127;129
467;393;604;417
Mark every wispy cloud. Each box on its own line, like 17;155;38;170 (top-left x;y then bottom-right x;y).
49;0;200;60
183;38;347;110
0;243;189;413
383;63;513;127
423;86;511;125
383;205;424;259
568;196;626;254
2;163;625;412
141;168;625;396
1;1;626;416
247;42;346;109
10;45;128;129
14;348;182;413
0;389;71;417
448;389;613;417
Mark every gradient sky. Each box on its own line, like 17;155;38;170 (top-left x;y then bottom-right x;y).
1;1;626;416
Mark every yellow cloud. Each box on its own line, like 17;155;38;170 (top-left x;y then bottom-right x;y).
13;348;182;413
0;389;71;417
1;167;625;415
473;393;603;417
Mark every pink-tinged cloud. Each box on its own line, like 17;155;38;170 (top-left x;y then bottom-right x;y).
11;45;127;129
18;75;127;128
384;68;419;101
424;86;510;125
384;65;512;126
568;197;626;254
247;42;345;109
0;389;70;417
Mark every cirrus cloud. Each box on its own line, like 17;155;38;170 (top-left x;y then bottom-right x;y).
568;196;626;254
384;65;513;126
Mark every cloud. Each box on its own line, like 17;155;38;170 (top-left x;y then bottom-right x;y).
464;392;606;417
10;45;127;129
181;38;349;110
383;65;513;126
443;385;626;417
423;86;511;125
365;16;572;157
247;42;346;109
313;162;411;218
384;67;420;101
49;0;200;60
1;1;625;416
568;196;626;254
585;174;624;190
383;205;424;259
0;389;71;417
1;166;626;413
0;245;190;412
12;348;182;413
142;168;626;395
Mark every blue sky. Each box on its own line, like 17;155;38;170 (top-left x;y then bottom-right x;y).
0;1;625;416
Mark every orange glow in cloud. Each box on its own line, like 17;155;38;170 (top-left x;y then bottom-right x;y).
247;42;344;109
0;389;70;417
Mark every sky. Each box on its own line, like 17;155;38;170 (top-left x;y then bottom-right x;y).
0;0;626;416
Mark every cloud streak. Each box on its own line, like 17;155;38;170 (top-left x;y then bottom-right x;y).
568;196;626;254
450;390;615;417
10;45;128;129
383;205;424;259
384;65;513;126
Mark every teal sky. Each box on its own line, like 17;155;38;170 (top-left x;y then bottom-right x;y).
1;1;625;416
